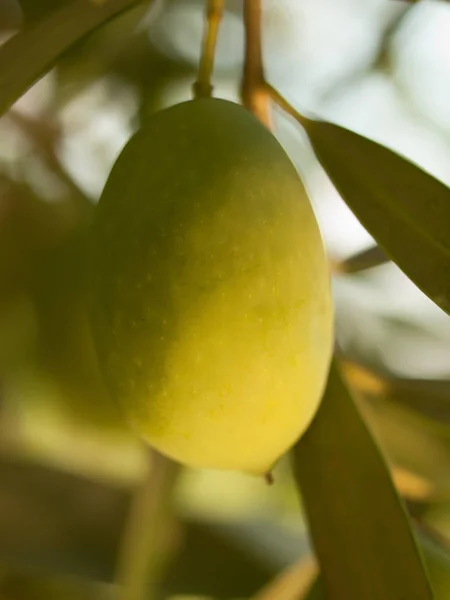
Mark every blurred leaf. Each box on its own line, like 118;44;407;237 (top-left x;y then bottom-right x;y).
301;528;450;600
343;360;450;497
0;455;277;597
53;4;152;105
19;0;72;23
0;0;22;30
358;386;450;500
0;0;152;117
388;378;450;426
335;244;389;274
0;572;112;600
303;578;325;600
0;174;76;293
305;120;450;316
2;454;446;600
165;518;277;598
8;111;91;213
293;359;433;599
342;358;450;429
27;231;127;432
0;453;127;580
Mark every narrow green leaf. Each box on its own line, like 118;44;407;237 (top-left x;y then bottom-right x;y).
338;244;389;274
303;529;450;600
293;359;433;599
305;120;450;315
0;0;149;118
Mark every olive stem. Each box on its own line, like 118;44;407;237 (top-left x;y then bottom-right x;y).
265;83;310;129
264;471;275;485
192;0;224;99
241;0;272;128
116;449;178;600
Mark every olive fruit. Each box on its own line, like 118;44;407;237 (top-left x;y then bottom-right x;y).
89;98;333;475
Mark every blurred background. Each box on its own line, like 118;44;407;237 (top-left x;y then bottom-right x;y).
1;0;450;598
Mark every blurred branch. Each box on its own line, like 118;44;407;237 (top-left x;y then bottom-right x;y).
339;357;450;503
8;110;93;217
341;357;450;426
241;0;271;128
251;556;318;600
0;0;155;117
192;0;224;99
266;84;308;128
117;451;179;600
332;244;389;275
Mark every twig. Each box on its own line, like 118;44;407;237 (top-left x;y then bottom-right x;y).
333;244;389;275
251;556;319;600
241;0;271;128
116;449;179;600
265;83;309;128
0;0;154;118
192;0;224;99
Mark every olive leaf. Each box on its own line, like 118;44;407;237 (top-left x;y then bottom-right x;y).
0;0;150;118
293;359;433;599
301;529;450;600
304;119;450;315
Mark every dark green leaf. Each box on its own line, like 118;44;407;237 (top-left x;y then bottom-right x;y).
0;0;150;118
303;529;450;600
293;359;433;599
305;120;450;315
